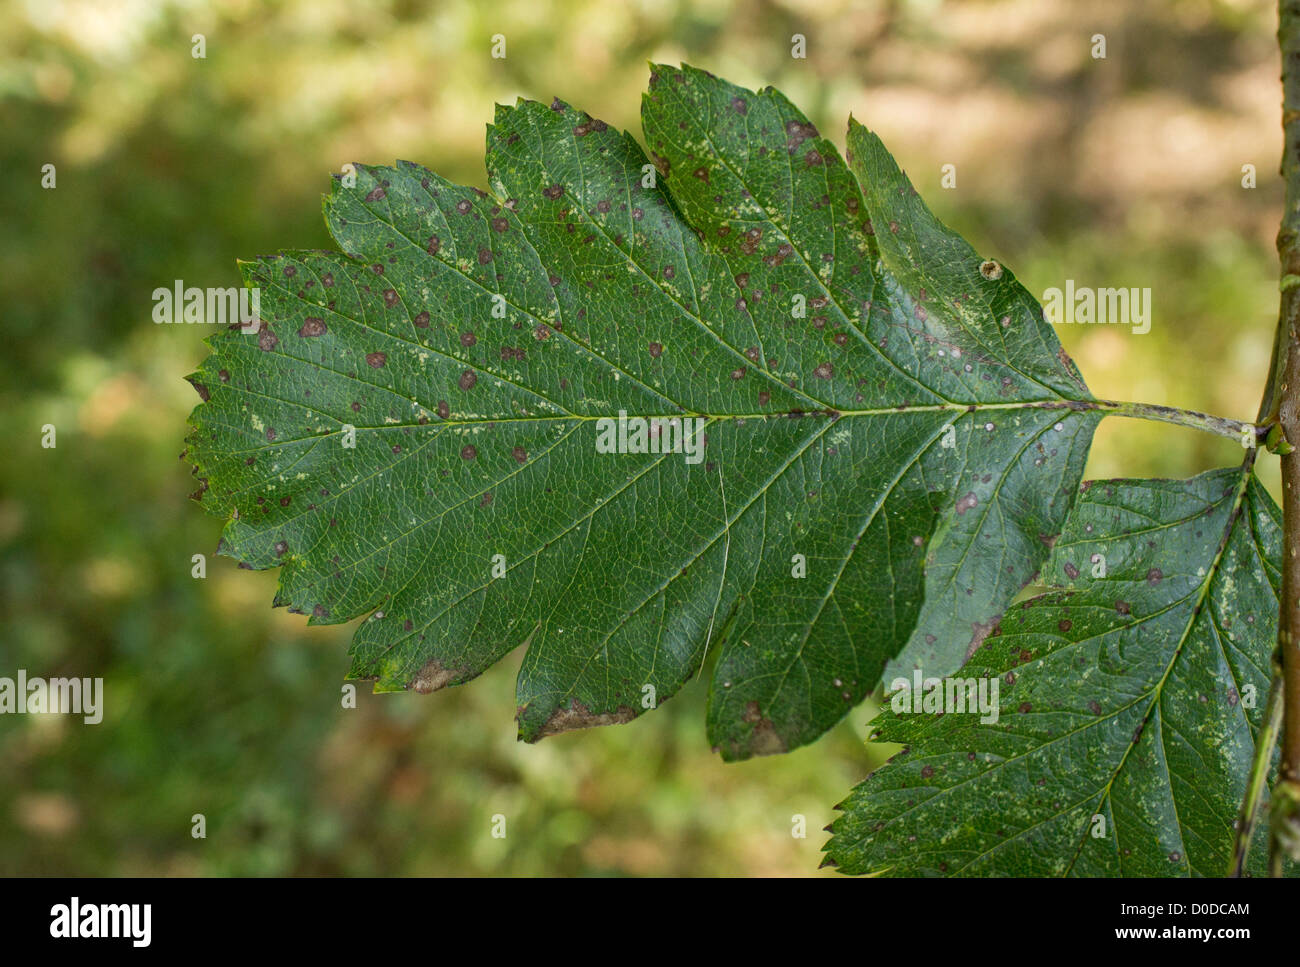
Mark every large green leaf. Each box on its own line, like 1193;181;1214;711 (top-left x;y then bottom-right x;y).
823;466;1289;876
186;64;1099;759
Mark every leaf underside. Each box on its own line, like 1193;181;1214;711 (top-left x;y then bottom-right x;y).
186;64;1103;760
825;467;1295;877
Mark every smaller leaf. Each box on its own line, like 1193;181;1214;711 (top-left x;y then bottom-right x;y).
824;466;1292;876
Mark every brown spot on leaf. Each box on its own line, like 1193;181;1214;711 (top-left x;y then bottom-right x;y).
458;370;477;391
365;352;387;368
298;317;327;337
536;699;635;737
966;616;1000;660
410;659;460;694
785;119;819;149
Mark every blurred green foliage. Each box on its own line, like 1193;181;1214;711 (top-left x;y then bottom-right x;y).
0;0;1286;874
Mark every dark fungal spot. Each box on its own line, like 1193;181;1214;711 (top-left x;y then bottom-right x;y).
298;317;327;337
731;96;748;115
730;367;746;380
458;369;477;390
1063;562;1080;579
461;444;477;461
279;496;291;507
274;541;288;556
426;236;441;255
491;217;509;233
955;492;979;515
1058;619;1072;633
785;119;819;149
460;331;477;347
321;272;334;287
573;117;608;137
805;149;823;167
758;391;771;405
979;259;1003;280
258;327;279;351
477;248;492;265
500;346;525;361
350;402;360;412
365;352;387;368
364;186;386;202
414;311;430;328
382;288;399;307
265;427;276;440
1146;568;1163;585
813;362;834;379
512;446;528;463
543;183;563;200
455;199;472;214
596;200;610;213
1018;702;1032;714
1115;600;1132;616
921;765;935;779
437;400;450;419
693;166;709;183
648;342;663;357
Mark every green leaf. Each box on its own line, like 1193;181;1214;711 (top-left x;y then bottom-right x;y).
824;466;1289;876
186;64;1099;759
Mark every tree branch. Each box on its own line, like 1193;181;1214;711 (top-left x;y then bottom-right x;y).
1269;0;1300;874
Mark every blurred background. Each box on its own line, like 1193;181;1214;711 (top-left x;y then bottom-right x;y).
0;0;1285;875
